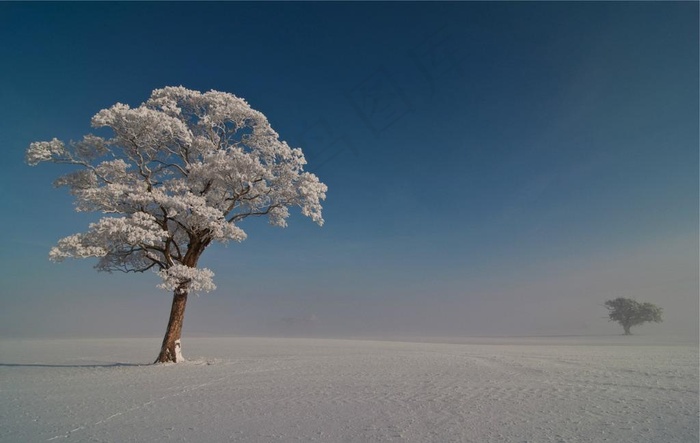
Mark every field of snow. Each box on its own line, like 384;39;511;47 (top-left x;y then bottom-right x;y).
1;336;697;442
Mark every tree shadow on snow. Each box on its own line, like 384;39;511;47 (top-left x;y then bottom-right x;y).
0;362;144;368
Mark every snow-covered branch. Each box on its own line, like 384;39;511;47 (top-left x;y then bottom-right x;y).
27;86;327;293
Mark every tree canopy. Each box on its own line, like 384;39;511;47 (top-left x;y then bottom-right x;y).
604;297;663;335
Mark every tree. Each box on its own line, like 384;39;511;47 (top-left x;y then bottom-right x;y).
604;297;663;335
26;86;327;363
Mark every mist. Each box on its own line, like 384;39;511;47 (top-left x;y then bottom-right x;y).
2;230;696;341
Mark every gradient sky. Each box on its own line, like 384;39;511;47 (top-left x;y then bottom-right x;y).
0;2;697;339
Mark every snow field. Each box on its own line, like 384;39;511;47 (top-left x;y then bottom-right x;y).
1;337;697;442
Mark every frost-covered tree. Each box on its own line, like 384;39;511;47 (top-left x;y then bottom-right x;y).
604;297;663;335
26;87;327;363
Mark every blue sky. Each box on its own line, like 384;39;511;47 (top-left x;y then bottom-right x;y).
1;2;697;338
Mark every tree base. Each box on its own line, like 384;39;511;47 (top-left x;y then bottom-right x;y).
155;339;184;364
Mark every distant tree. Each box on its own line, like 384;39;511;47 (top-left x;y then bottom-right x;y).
26;86;327;363
604;297;663;335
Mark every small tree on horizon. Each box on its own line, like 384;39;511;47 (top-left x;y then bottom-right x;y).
604;297;663;335
26;86;327;363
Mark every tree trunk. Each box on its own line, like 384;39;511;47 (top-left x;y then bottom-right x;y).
153;236;209;364
155;287;188;363
623;324;631;335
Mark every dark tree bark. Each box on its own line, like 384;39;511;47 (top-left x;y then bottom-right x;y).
155;286;189;363
154;238;209;363
623;324;632;335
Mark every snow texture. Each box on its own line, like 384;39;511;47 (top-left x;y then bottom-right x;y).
0;336;697;442
174;339;184;363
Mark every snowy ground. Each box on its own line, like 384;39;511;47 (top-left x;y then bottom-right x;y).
1;336;697;442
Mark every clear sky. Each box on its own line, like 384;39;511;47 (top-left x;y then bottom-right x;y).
1;2;697;339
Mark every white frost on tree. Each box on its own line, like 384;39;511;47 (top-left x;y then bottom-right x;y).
157;265;216;293
27;86;327;363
